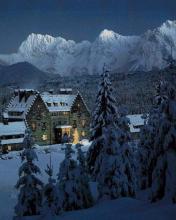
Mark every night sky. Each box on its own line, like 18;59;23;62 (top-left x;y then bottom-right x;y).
0;0;176;53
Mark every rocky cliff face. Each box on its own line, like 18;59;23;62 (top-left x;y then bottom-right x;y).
0;20;176;75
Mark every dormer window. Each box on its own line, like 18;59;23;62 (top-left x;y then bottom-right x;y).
47;102;52;107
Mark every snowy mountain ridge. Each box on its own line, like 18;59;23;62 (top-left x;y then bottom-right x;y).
0;20;176;75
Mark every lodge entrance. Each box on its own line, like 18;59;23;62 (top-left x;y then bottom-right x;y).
55;128;62;143
54;126;72;144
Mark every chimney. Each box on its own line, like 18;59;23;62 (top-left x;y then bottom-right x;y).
17;89;36;102
19;90;25;102
48;89;54;94
59;88;72;95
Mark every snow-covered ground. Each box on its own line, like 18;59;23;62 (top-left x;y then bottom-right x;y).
0;143;175;220
0;143;90;220
23;198;176;220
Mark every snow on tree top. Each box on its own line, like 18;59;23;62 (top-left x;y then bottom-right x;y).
0;121;26;136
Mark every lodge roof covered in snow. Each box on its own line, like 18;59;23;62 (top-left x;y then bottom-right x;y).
41;92;78;112
1;138;24;145
0;121;26;136
127;114;146;133
6;89;39;119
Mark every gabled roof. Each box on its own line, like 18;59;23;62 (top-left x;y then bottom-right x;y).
6;90;39;119
5;89;89;116
41;92;77;112
127;114;146;133
0;121;26;136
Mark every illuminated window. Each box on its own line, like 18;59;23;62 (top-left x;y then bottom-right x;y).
81;131;85;137
82;119;86;127
63;111;69;115
31;122;36;131
42;134;48;141
8;145;12;151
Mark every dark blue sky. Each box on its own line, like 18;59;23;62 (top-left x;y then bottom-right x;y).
0;0;176;53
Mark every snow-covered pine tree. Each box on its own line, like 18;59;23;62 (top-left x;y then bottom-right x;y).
15;129;43;217
76;143;86;172
94;107;136;199
150;85;176;203
95;126;135;199
57;144;92;211
42;160;61;216
76;143;93;207
87;67;118;176
138;81;168;190
117;106;136;196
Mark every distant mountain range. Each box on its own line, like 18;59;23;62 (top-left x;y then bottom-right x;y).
0;20;176;75
0;62;50;87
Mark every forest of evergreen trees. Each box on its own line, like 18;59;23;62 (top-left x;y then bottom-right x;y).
14;68;176;218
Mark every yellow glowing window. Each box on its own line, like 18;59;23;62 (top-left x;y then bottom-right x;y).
8;145;12;151
82;119;86;127
31;123;36;131
63;112;69;115
42;135;48;141
81;131;85;137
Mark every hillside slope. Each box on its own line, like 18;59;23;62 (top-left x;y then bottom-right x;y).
0;62;51;87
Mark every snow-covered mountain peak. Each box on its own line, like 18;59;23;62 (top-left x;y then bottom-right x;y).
27;33;55;42
0;20;176;75
159;20;176;29
21;33;57;48
157;20;176;36
99;29;119;41
19;33;57;54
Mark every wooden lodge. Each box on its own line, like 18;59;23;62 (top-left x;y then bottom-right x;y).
4;89;90;145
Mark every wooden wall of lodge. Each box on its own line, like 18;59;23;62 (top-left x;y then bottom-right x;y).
26;94;90;145
1;143;24;152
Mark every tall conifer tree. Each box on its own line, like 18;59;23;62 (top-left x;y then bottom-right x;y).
58;144;93;211
150;85;176;202
138;81;168;189
94;107;136;199
87;67;118;176
15;129;43;217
